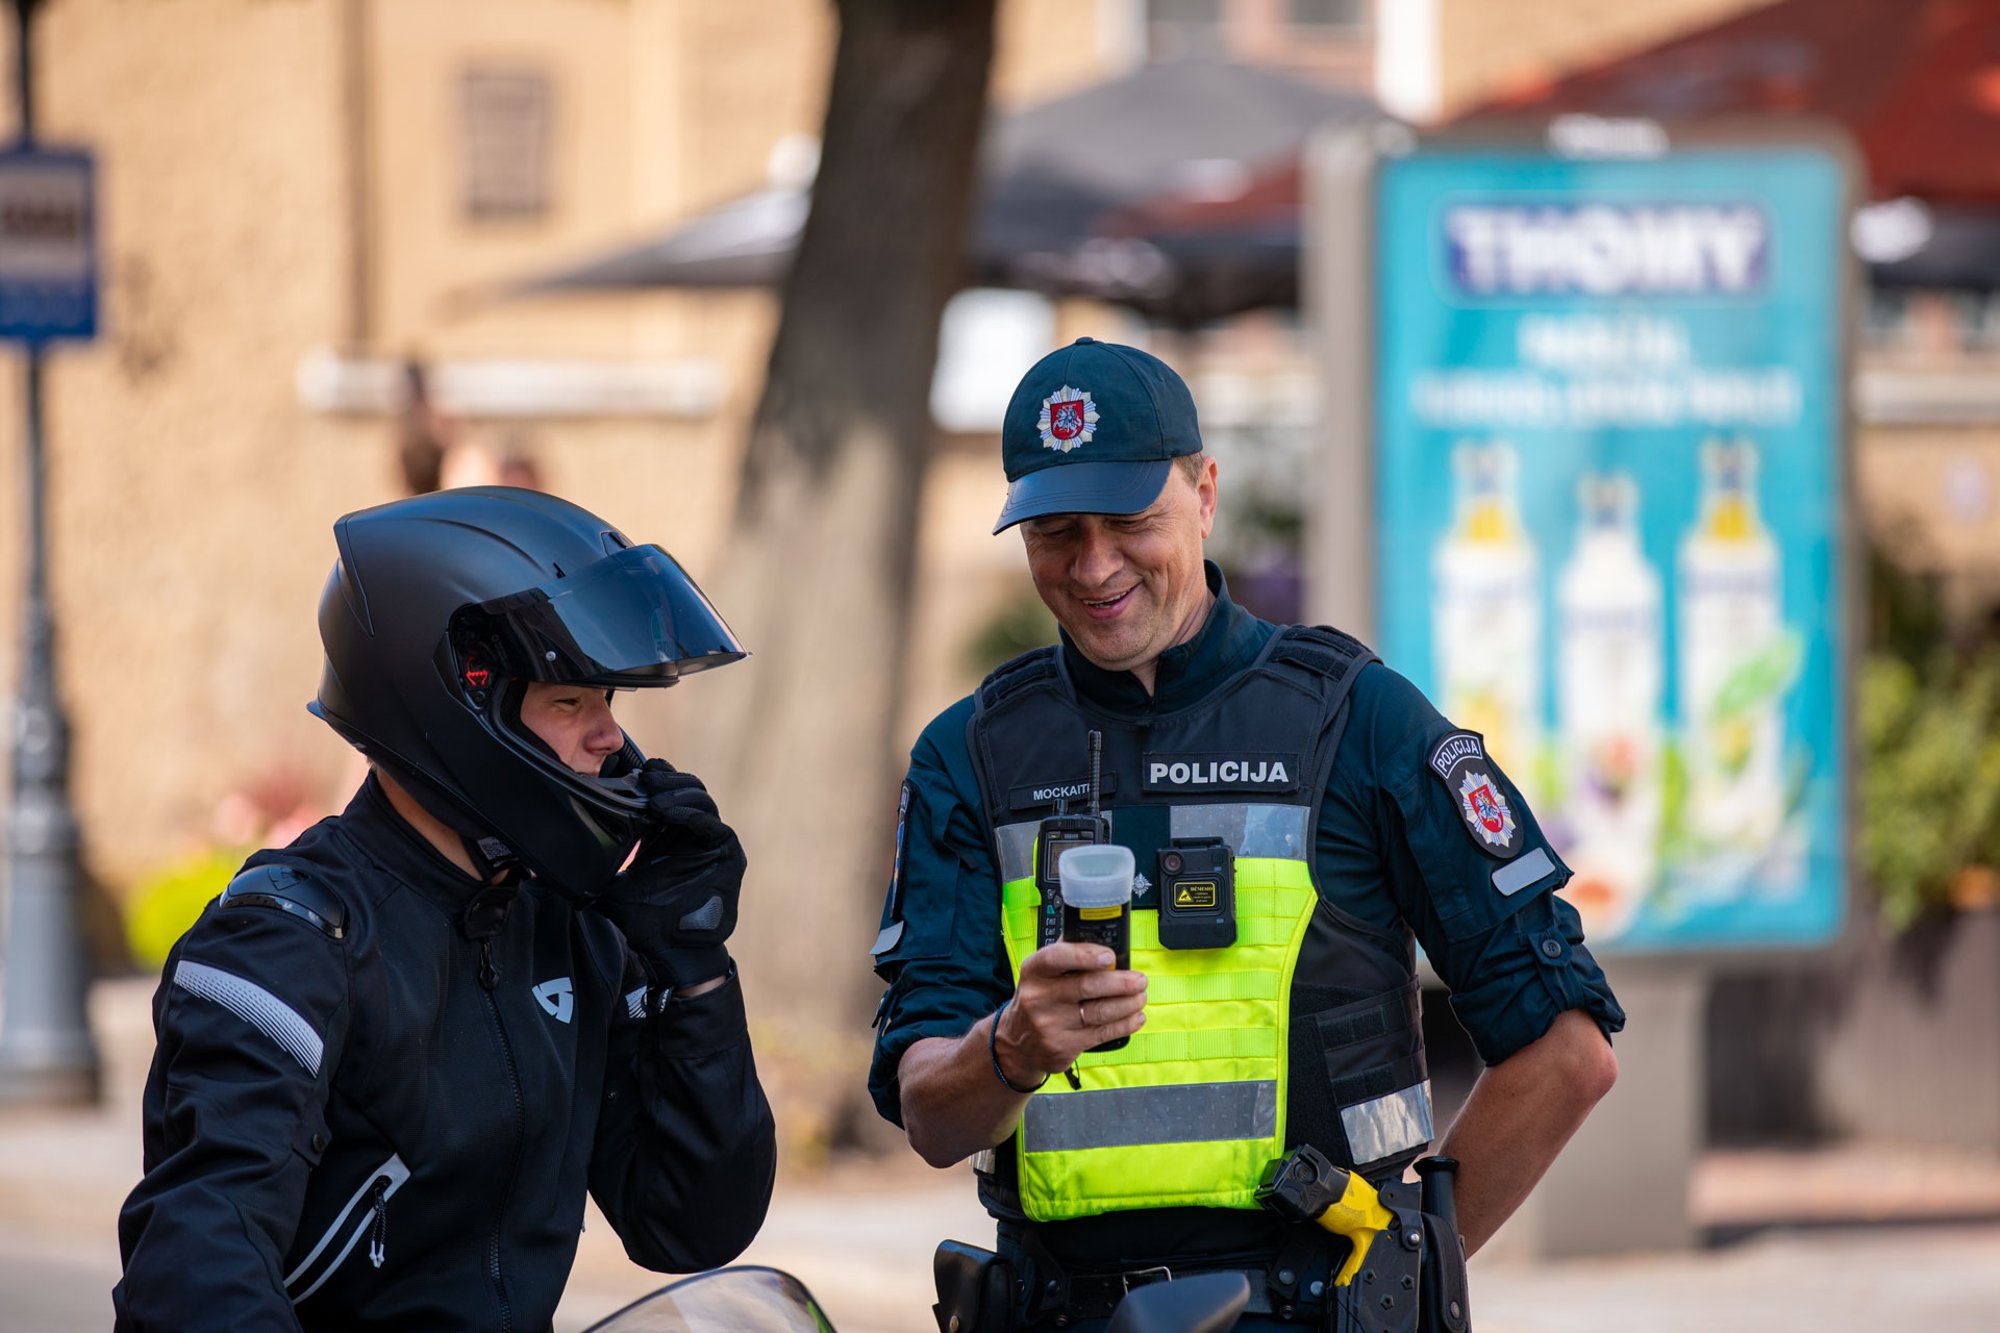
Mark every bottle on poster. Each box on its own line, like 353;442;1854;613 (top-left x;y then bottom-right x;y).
1556;471;1663;938
1433;439;1542;791
1677;436;1787;857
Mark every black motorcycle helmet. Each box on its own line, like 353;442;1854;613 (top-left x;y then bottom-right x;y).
310;487;745;897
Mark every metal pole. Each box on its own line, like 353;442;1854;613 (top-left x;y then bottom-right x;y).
0;0;99;1106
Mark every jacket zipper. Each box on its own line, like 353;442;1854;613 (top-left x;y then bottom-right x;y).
285;1153;410;1305
478;946;524;1333
367;1177;389;1268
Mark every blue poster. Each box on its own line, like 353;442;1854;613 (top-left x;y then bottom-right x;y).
1374;144;1846;952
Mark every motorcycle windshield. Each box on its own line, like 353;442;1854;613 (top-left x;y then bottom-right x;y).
581;1266;835;1333
474;543;746;685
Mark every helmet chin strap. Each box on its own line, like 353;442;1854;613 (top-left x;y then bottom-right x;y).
462;832;523;884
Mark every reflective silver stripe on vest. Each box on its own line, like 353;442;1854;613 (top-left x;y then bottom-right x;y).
1341;1080;1434;1167
1022;1080;1279;1152
996;821;1042;886
998;804;1310;884
174;960;323;1076
1170;803;1311;860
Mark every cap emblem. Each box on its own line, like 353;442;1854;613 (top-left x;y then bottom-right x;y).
1037;385;1099;454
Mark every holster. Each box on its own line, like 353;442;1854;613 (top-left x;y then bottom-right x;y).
1418;1212;1469;1333
1325;1181;1470;1333
933;1239;1016;1333
1415;1156;1469;1333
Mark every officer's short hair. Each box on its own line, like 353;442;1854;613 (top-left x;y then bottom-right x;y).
1175;452;1207;484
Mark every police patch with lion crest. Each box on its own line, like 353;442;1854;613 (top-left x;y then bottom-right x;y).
1037;385;1099;454
1428;730;1520;859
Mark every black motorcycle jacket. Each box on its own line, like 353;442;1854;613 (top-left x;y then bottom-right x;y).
114;775;777;1332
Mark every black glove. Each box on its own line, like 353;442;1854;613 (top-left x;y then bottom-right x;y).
596;759;745;989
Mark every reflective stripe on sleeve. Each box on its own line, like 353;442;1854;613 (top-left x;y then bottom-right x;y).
1493;846;1556;897
174;959;325;1077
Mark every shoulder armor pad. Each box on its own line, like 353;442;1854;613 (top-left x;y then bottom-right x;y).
1270;624;1375;683
219;864;348;941
976;645;1060;711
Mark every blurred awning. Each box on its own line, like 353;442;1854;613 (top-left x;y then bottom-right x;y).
1040;0;2000;316
1855;200;2000;292
1462;0;2000;209
504;59;1372;327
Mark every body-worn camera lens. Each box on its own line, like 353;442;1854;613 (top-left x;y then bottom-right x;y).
1162;852;1184;875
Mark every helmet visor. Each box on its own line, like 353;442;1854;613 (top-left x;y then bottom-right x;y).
467;544;746;687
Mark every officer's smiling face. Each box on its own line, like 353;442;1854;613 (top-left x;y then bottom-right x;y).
518;681;627;775
1019;457;1218;687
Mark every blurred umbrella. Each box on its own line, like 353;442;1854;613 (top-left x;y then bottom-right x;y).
525;189;809;290
504;59;1371;327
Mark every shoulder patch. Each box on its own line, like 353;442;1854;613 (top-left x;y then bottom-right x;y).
220;864;349;940
1426;731;1521;860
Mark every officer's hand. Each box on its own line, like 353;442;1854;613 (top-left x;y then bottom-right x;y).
595;760;745;988
996;943;1147;1086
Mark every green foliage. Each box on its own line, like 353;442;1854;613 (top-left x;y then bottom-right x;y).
964;586;1057;676
1858;651;2000;931
125;846;245;970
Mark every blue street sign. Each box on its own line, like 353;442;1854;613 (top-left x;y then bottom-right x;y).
0;146;97;343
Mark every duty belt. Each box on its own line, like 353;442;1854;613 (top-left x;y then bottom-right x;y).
1057;1264;1282;1321
1006;1222;1342;1327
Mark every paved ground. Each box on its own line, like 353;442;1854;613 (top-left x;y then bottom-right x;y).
6;979;2000;1332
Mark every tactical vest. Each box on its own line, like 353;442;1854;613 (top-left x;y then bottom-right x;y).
968;627;1432;1224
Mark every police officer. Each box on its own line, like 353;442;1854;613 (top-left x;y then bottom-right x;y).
116;488;777;1330
868;340;1624;1330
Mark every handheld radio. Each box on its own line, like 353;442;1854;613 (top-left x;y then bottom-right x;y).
1034;731;1110;950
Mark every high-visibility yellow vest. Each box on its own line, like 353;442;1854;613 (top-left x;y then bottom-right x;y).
969;624;1433;1225
999;844;1317;1220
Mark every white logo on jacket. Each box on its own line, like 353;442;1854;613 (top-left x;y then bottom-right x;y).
532;977;574;1024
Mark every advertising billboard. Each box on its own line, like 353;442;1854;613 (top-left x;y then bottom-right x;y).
1371;137;1849;952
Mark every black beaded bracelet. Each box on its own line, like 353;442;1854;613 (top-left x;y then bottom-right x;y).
988;995;1048;1095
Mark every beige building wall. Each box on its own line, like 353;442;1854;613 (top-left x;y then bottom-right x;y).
0;0;1125;905
0;0;1835;904
0;1;372;894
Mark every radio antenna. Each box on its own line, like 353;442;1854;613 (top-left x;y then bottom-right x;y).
1087;730;1103;820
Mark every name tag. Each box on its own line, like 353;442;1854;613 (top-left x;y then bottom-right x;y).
1008;774;1118;812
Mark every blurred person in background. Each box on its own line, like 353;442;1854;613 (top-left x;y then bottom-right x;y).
114;488;775;1330
394;358;452;495
497;429;547;492
870;339;1624;1330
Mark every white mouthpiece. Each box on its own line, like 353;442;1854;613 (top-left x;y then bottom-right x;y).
1058;844;1134;909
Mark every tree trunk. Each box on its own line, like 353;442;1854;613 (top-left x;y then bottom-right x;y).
682;0;997;1054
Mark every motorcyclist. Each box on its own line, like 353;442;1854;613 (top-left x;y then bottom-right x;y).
114;487;777;1331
